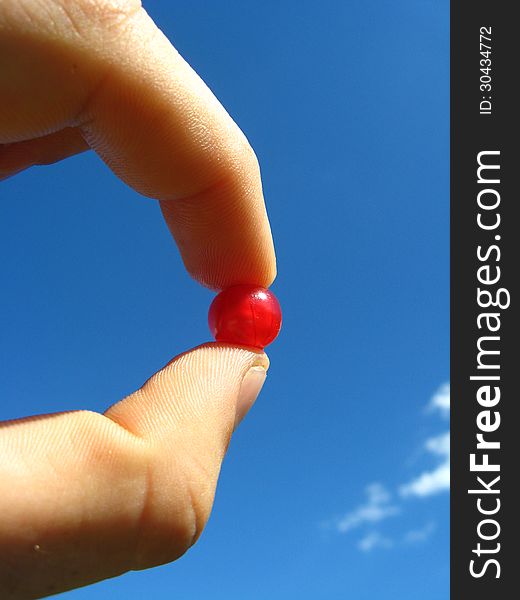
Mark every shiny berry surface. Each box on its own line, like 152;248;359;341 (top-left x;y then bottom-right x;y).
208;285;282;349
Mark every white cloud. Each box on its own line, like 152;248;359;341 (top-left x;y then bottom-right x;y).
400;432;450;498
425;431;450;456
325;383;450;544
336;483;399;533
403;521;436;544
428;382;450;419
358;531;393;552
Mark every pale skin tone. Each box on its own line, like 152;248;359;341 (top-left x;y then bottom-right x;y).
0;1;277;597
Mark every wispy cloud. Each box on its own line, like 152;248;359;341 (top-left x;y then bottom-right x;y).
358;521;437;552
428;382;450;419
336;483;400;533
399;384;450;498
358;531;394;552
324;383;449;551
403;521;437;544
400;432;450;498
425;431;450;456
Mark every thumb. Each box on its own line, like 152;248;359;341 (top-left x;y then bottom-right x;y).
0;343;268;597
107;341;268;442
105;342;269;566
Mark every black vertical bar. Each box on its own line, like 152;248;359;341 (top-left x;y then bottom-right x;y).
451;1;518;598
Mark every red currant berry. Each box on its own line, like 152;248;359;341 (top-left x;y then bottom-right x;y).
208;285;282;349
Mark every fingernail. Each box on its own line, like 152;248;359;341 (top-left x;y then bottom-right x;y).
234;366;267;429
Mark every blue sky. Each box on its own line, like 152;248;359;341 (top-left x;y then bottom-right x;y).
0;1;449;598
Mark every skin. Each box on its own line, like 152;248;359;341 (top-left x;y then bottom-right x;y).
0;1;277;597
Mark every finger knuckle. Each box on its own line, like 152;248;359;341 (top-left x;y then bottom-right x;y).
233;133;261;180
79;0;142;29
45;0;142;38
131;453;215;570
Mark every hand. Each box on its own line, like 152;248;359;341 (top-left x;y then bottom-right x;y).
0;1;276;597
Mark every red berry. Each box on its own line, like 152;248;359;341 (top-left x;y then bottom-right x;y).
208;285;282;349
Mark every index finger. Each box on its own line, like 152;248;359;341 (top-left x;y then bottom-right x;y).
0;0;276;289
